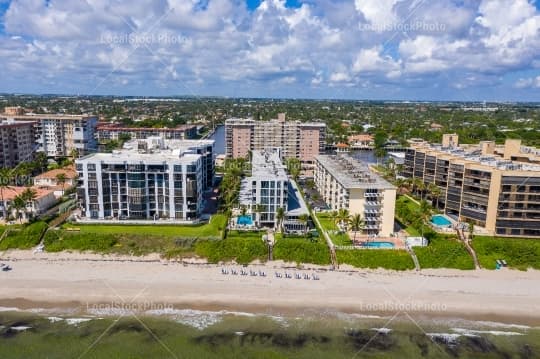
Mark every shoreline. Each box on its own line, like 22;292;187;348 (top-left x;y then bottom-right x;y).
2;250;540;326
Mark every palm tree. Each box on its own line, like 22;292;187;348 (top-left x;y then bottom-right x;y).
394;178;407;194
336;208;350;231
0;168;13;220
11;195;26;223
416;179;427;199
21;188;37;219
56;173;67;194
428;183;442;209
468;220;475;241
418;200;432;237
330;210;340;230
275;207;285;232
70;148;79;160
348;214;365;242
298;214;310;237
240;205;247;216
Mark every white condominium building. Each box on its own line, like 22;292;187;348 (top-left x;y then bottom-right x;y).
315;154;396;237
0;112;98;158
75;137;214;222
239;148;309;231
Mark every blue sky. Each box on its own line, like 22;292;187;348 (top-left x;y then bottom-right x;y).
0;0;539;101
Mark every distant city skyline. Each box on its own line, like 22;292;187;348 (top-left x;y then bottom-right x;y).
1;0;540;101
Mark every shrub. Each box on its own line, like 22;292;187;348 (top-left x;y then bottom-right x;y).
336;250;415;270
472;236;540;270
0;221;48;250
414;236;475;270
273;238;331;265
195;237;267;264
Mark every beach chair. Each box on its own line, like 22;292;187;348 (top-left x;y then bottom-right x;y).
501;260;508;267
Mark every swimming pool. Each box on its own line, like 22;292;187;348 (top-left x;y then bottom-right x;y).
363;241;395;248
237;215;254;226
431;215;452;227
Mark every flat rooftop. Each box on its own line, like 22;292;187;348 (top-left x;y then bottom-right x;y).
0;119;36;127
416;144;540;172
97;123;197;132
225;118;325;127
250;149;288;181
316;154;395;190
77;138;214;164
0;113;97;120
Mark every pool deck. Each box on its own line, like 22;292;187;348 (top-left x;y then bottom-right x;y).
347;232;406;249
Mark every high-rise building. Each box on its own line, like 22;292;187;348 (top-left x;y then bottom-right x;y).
403;135;540;238
225;114;326;167
239;148;310;232
75;137;214;222
0;119;36;168
0;112;98;158
314;154;396;237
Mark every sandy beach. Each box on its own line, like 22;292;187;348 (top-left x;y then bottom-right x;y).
1;250;540;325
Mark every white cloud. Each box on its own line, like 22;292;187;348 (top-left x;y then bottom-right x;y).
0;0;539;99
514;76;540;88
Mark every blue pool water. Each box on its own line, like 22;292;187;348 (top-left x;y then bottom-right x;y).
363;241;395;248
431;215;452;227
237;215;254;226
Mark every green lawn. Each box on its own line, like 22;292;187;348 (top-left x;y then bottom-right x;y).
336;249;415;270
45;215;228;256
414;235;475;270
395;196;423;236
315;213;352;246
0;221;49;250
472;236;540;270
62;214;227;239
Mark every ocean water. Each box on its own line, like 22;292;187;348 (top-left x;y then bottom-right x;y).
0;307;538;358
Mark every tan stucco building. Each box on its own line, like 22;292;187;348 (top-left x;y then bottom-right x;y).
225;114;326;167
315;154;396;237
404;135;540;238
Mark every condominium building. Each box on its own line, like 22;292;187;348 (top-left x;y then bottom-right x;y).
403;134;540;238
0;119;36;168
225;114;326;166
75;137;214;222
97;123;198;141
239;148;309;232
0;112;98;158
315;154;397;237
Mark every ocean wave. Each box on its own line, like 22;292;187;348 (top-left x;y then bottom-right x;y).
451;328;524;336
10;326;32;331
0;306;20;312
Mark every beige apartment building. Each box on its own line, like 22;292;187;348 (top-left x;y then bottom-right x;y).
404;134;540;238
315;154;396;237
0;119;36;168
0;111;98;158
225;114;326;166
